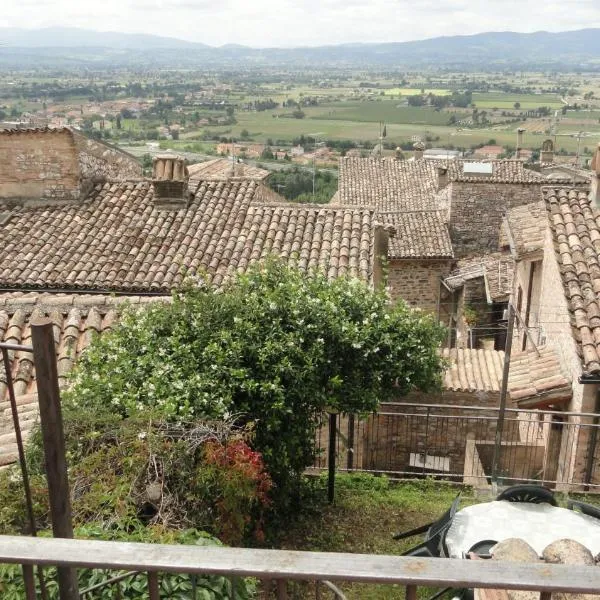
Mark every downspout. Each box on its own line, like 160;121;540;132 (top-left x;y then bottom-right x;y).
578;376;600;490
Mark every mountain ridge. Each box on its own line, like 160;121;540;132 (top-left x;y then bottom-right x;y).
1;27;599;68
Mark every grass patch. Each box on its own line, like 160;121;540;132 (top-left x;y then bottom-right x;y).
384;88;452;96
274;474;479;600
311;101;451;126
472;92;563;110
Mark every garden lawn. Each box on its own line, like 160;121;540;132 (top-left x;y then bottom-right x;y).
274;474;479;600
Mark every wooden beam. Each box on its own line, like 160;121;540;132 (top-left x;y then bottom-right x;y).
30;318;79;600
1;536;600;594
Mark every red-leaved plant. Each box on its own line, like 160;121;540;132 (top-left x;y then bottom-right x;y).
201;439;272;545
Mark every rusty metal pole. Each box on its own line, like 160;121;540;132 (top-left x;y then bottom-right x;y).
30;318;79;600
491;303;515;487
328;413;337;503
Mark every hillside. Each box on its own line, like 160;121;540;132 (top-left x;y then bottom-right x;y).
1;27;600;69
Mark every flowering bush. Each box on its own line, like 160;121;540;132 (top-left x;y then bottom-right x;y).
67;260;446;508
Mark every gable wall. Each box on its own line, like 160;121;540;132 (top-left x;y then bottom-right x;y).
388;258;452;314
449;182;541;257
0;129;80;204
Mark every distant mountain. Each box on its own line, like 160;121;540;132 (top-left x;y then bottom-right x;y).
1;27;600;69
0;26;206;50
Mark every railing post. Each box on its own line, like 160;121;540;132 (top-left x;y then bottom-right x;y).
328;412;337;503
30;318;79;600
276;579;288;599
346;414;355;470
147;572;160;600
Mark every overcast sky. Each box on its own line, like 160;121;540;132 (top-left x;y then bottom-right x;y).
4;0;600;47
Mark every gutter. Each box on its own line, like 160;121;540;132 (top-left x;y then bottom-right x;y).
0;287;170;297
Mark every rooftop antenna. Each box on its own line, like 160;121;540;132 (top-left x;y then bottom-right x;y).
231;139;236;176
308;132;324;201
575;131;583;167
552;110;559;147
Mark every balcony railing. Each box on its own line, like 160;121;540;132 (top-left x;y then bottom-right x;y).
313;403;600;490
2;534;600;600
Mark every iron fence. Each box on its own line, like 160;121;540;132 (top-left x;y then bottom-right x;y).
312;403;600;491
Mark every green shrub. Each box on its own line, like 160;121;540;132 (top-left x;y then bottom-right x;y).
5;417;272;545
65;261;446;508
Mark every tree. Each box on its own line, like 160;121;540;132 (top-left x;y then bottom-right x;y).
67;262;446;506
514;102;521;110
240;128;250;139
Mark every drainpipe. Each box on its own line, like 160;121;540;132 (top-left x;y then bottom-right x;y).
578;377;600;490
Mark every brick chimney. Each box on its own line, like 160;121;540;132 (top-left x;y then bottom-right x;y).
372;223;395;289
152;155;190;210
541;139;554;164
413;141;425;160
591;144;600;207
437;166;449;190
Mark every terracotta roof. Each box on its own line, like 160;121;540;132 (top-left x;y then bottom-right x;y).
0;181;377;293
441;347;505;393
508;345;572;408
503;201;548;258
381;211;453;259
543;187;600;375
0;294;169;466
445;252;515;302
338;157;443;211
188;158;270;182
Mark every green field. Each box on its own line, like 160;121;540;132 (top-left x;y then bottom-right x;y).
182;107;591;155
384;88;451;96
310;101;451;125
472;92;563;109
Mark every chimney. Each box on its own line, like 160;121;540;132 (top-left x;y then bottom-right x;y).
437;166;449;191
372;223;396;289
540;139;554;164
395;147;405;160
152;155;190;210
516;128;525;159
413;141;425;160
591;144;600;207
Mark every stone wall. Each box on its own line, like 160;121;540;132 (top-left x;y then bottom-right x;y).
449;182;542;257
0;128;80;203
387;259;452;313
517;228;598;488
72;130;142;182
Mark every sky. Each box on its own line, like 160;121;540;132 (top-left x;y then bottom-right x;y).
4;0;600;47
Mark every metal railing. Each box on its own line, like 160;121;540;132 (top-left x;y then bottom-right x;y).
2;534;600;600
312;403;600;490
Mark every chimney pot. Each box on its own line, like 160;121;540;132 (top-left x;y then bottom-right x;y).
541;138;554;164
413;141;425;160
437;166;449;191
152;154;190;210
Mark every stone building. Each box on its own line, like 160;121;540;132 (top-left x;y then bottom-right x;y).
0;129;391;466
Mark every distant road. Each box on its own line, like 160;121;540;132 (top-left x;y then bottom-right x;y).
118;145;338;176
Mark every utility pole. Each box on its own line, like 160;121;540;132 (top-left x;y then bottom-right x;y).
491;303;515;488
